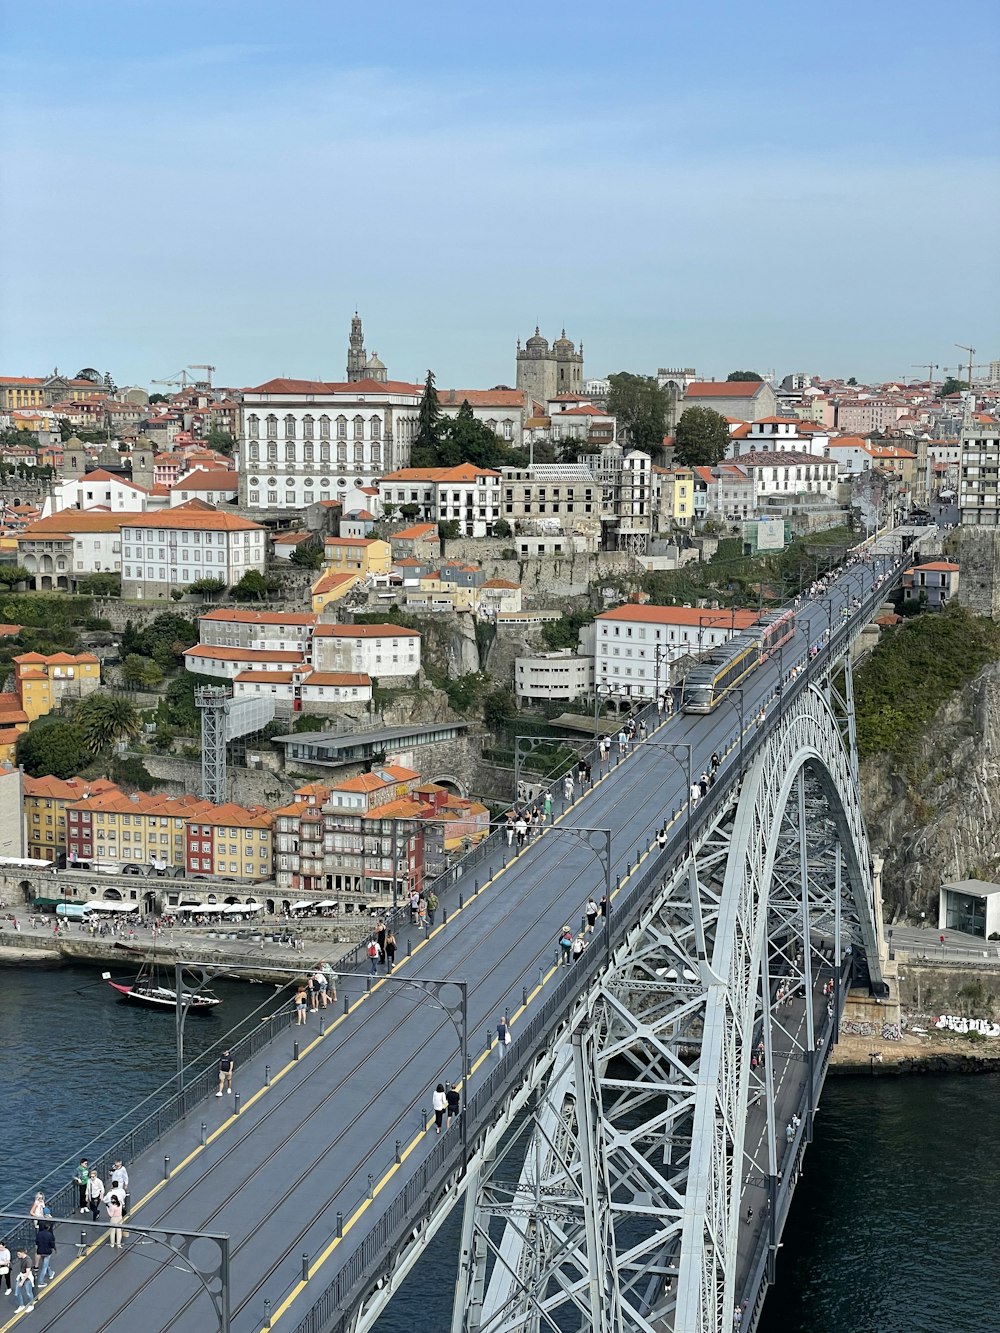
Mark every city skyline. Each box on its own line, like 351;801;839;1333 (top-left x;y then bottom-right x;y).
1;0;998;388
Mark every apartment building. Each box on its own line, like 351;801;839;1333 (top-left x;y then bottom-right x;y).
311;623;421;678
64;788;274;876
13;652;100;721
322;536;392;577
377;464;502;538
958;427;1000;524
121;501;267;599
24;775;120;861
197;609;317;654
17;510;126;590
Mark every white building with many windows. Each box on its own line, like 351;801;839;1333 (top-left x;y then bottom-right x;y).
120;500;267;600
377;464;502;537
238;376;423;514
310;622;421;679
594;604;759;698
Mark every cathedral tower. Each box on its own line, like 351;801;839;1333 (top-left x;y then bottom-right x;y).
515;327;584;406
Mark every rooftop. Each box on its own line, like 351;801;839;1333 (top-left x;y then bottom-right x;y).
597;605;759;630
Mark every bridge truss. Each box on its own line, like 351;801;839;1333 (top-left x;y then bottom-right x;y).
446;669;884;1333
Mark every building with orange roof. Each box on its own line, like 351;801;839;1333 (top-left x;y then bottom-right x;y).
389;522;440;563
17;509;130;591
168;469;240;505
197;608;317;653
595;603;759;697
272;760;488;898
231;666;372;711
23;775;121;860
311;621;421;678
683;380;778;422
322;535;391;578
121;499;266;600
13;651;100;721
62;786;275;877
184;644;308;680
377;463;502;537
310;569;362;614
901;561;959;609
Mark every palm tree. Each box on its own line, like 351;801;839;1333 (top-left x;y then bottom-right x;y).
76;694;144;757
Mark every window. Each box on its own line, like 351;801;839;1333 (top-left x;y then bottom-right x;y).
285;443;295;461
303;415;314;439
337;442;347;463
248;442;259;462
320;442;330;462
371;442;381;466
353;415;364;439
247;414;259;439
354;443;364;463
336;416;347;438
284;414;296;439
370;417;381;439
266;415;278;438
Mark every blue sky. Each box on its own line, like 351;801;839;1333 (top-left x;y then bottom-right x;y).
2;0;998;390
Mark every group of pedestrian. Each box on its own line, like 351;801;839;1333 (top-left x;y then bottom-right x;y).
784;1113;801;1143
408;890;440;932
505;804;547;848
366;920;399;975
431;1082;462;1132
294;961;340;1019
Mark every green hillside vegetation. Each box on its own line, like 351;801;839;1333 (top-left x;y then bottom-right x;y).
854;607;1000;764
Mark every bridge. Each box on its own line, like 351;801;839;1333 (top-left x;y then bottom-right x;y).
1;530;930;1333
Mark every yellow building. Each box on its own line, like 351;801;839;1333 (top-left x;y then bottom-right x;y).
310;570;361;614
13;652;101;722
322;536;392;578
407;571;479;612
23;775;121;860
0;378;47;411
65;790;210;868
654;466;695;528
188;804;275;878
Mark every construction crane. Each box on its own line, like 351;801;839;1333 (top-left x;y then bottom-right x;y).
955;344;977;391
188;364;216;386
911;362;938;384
152;369;191;389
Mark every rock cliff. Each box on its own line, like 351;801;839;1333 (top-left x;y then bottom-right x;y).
861;660;1000;917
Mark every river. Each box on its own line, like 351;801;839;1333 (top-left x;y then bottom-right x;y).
1;965;996;1331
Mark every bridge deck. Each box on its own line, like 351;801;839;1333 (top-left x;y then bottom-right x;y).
4;537;917;1333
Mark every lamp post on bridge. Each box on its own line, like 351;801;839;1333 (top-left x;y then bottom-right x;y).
592;681;621;741
642;739;694;856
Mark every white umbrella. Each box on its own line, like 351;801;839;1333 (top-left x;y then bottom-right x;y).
87;901;134;913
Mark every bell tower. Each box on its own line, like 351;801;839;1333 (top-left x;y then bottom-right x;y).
346;313;367;382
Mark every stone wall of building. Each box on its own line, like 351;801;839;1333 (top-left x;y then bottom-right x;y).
438;545;642;603
954;527;1000;619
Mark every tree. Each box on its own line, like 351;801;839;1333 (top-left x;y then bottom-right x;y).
381;501;397;523
290;536;324;570
726;370;763;382
938;377;969;398
846;377;858;386
76;693;144;755
0;566;32;588
413;370;442;458
148;393;169;405
75;572;121;595
188;576;227;597
205;425;236;457
438;519;461;540
607;373;671;454
437;401;508;468
121;653;165;689
230;570;269;600
674;406;731;468
16;718;88;779
491;517;512;538
399;503;421;520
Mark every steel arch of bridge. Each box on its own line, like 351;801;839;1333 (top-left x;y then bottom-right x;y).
452;676;883;1333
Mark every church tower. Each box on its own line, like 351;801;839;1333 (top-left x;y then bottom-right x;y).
515;327;585;406
346;313;367;382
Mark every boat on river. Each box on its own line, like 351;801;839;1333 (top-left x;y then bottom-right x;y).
103;954;222;1012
